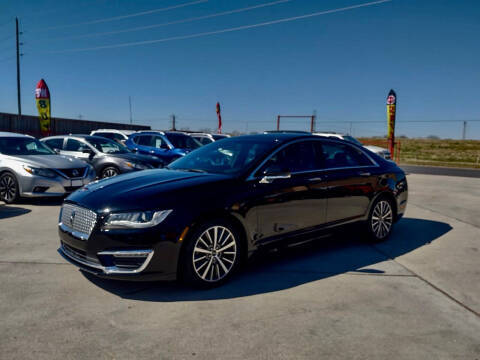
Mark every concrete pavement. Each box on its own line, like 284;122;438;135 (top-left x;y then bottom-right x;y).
0;174;479;359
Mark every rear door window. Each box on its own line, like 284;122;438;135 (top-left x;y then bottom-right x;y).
320;142;374;168
136;135;152;146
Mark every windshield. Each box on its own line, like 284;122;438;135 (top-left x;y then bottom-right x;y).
343;136;363;146
0;137;56;155
86;137;130;154
165;133;202;150
168;137;274;175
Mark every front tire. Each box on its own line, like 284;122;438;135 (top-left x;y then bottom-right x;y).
0;172;20;204
364;197;394;242
180;219;242;288
101;166;119;178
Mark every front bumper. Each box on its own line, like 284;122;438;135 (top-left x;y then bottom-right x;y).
58;218;182;281
18;171;96;197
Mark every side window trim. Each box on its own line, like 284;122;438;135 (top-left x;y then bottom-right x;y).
247;138;378;180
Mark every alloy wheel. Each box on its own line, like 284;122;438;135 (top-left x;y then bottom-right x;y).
102;168;118;178
192;226;237;283
0;174;17;203
371;200;393;239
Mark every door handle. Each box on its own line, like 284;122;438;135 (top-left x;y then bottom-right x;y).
358;172;371;177
308;177;323;182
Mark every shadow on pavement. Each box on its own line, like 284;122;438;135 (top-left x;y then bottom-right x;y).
84;217;452;302
16;197;65;206
0;204;31;219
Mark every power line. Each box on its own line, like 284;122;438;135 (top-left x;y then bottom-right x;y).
43;0;392;54
49;0;293;41
39;0;208;31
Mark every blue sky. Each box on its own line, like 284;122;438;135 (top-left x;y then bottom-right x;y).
0;0;479;138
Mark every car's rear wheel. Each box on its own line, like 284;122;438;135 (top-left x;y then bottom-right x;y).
101;166;119;178
0;172;19;204
365;197;394;242
180;220;242;287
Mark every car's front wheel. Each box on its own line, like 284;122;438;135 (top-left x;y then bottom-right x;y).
364;197;394;242
0;172;19;204
101;166;119;178
180;220;242;287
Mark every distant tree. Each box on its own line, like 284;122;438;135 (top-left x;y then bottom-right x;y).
398;135;409;139
180;126;190;131
230;130;242;137
199;127;212;133
426;135;440;140
249;131;259;135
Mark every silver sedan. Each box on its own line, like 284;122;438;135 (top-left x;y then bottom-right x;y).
0;132;95;203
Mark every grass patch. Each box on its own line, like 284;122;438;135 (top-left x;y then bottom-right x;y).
359;138;480;169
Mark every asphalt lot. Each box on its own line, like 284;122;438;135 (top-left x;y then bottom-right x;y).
0;174;479;359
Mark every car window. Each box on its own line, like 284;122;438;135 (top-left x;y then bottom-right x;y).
44;138;64;150
152;135;168;149
320;142;373;168
0;137;56;155
136;135;152;146
86;137;129;154
168;138;273;175
259;141;318;174
165;133;201;150
65;139;90;152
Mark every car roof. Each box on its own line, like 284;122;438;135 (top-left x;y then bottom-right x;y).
92;129;134;134
0;132;33;138
131;130;165;136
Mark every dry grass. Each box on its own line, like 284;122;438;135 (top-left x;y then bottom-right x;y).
359;138;480;169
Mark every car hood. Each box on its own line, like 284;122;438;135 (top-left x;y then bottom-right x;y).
363;145;389;153
5;154;88;168
66;169;233;212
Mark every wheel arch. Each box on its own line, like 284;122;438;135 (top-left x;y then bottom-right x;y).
368;191;398;222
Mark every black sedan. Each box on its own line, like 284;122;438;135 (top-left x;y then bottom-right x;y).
58;133;408;287
41;135;164;178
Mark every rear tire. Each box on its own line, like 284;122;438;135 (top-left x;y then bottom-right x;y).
179;219;243;288
364;196;395;242
0;172;20;204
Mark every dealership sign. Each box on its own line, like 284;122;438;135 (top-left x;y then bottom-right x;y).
35;79;51;136
386;89;396;158
216;102;222;134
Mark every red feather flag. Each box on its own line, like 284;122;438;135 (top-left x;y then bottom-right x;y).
216;102;222;134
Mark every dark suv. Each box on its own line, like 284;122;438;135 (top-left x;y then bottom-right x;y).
125;131;202;164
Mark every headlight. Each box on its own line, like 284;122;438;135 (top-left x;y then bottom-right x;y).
103;210;172;229
23;166;57;178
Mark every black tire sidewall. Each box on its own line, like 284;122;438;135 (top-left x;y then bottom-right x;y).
365;196;394;243
0;172;19;204
179;218;243;288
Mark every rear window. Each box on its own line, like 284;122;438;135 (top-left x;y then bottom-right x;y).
165;133;201;150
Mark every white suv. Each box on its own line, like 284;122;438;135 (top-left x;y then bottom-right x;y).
90;129;135;144
313;132;392;160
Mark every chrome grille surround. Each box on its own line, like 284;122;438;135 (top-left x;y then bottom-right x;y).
60;204;97;240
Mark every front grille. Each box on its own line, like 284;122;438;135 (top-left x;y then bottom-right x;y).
57;167;87;179
60;204;97;239
62;242;101;267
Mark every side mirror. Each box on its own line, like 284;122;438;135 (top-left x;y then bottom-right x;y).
52;148;60;154
82;149;94;159
259;166;291;184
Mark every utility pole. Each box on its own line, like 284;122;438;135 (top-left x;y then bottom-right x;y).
462;121;467;140
15;17;22;122
312;110;317;132
128;96;133;124
171;114;176;131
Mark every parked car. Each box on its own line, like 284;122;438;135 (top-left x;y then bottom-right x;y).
58;133;408;287
41;135;163;178
0;132;95;203
191;133;215;145
313;132;392;160
90;129;135;145
211;133;230;141
125;131;202;164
